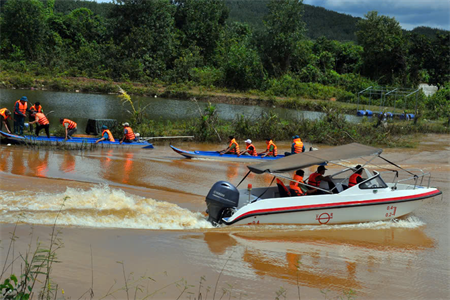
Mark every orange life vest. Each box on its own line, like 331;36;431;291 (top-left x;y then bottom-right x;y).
102;129;115;142
293;138;304;154
15;100;27;115
228;138;240;154
267;140;277;156
0;108;11;119
289;174;305;196
62;119;77;129
30;104;42;113
308;172;322;187
246;143;257;156
124;126;136;140
35;113;49;125
348;173;362;187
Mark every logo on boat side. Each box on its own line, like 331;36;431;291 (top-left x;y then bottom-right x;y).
316;212;333;224
213;191;225;197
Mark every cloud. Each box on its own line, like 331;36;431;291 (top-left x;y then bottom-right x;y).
303;0;450;30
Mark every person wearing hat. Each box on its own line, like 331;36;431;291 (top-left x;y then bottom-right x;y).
348;165;364;188
258;138;277;158
219;135;239;155
95;125;115;144
28;111;50;138
285;135;305;156
307;165;335;194
59;118;78;140
14;96;30;135
120;122;137;144
0;108;13;134
238;139;257;156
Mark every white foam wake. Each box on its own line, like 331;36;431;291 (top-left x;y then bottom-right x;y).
0;185;213;230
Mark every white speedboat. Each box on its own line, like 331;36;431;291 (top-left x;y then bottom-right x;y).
205;143;442;226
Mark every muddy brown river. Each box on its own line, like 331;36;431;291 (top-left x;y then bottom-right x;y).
0;136;449;299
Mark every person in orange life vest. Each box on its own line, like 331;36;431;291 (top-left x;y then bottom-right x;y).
348;165;364;188
29;112;50;138
289;169;307;196
238;139;257;156
0;108;13;133
258;138;277;157
28;102;43;133
95;125;115;144
219;136;240;155
14;96;30;135
307;165;336;194
120;122;137;144
284;135;305;156
60;118;77;140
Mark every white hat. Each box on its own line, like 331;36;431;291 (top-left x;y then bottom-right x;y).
245;139;252;143
122;122;129;126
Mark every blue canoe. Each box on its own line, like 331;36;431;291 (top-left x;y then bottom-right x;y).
170;145;284;161
0;130;154;149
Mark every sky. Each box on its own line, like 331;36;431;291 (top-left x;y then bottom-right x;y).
303;0;450;30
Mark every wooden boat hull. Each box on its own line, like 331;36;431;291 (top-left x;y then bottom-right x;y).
0;130;154;149
170;145;284;161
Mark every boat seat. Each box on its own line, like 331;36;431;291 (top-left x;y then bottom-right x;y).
276;179;291;197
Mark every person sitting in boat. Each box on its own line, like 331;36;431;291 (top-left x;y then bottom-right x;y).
120;122;137;144
29;111;50;138
289;170;307;196
95;125;115;144
285;135;305;156
238;139;257;156
307;165;336;194
347;165;364;188
28;102;43;133
219;136;239;155
259;138;277;157
0;108;13;134
60;118;78;140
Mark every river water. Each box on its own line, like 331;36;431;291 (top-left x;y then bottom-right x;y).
0;89;361;132
0;135;448;299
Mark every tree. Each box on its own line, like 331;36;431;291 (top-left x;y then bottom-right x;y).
356;11;407;84
0;0;48;60
260;0;306;76
173;0;229;64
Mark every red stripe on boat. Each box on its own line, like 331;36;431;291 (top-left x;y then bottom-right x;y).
233;190;440;222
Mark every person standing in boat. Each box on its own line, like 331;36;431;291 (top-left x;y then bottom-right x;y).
220;136;239;155
289;169;306;196
28;111;50;138
238;139;257;156
60;118;78;140
307;165;336;194
259;138;277;157
95;125;115;144
348;165;364;188
0;108;13;133
14;96;30;135
28;102;43;133
120;122;137;144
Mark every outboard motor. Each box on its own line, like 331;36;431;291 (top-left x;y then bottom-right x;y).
205;181;239;225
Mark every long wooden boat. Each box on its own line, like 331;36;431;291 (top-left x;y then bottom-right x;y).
0;130;154;149
170;145;284;161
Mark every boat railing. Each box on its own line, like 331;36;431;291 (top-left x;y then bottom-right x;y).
391;168;431;189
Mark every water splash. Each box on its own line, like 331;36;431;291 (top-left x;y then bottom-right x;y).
0;185;213;230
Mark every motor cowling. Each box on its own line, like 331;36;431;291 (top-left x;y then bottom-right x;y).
205;181;239;225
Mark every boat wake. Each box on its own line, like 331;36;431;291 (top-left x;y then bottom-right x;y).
0;185;213;230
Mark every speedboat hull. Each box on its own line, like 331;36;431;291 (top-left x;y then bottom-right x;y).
170;145;284;161
0;130;154;149
224;189;441;225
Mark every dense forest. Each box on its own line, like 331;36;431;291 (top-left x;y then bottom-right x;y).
0;0;449;97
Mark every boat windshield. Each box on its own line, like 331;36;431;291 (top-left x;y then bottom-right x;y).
359;172;388;189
